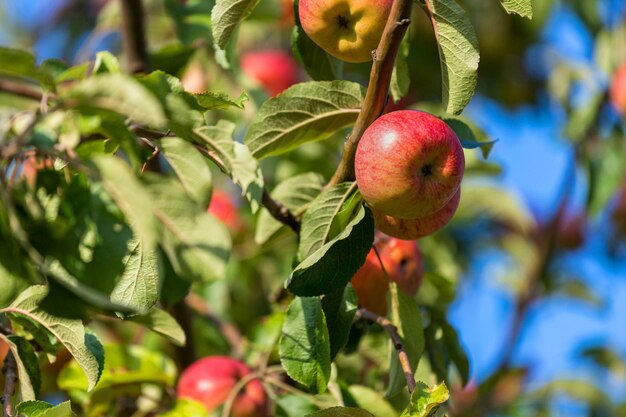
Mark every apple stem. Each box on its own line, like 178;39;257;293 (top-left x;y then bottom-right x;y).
328;0;414;186
356;307;417;394
119;0;151;74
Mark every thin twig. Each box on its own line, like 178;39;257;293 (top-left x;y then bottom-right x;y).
0;79;45;100
185;293;246;359
328;0;413;186
119;0;150;74
2;351;17;417
262;190;300;233
356;307;417;393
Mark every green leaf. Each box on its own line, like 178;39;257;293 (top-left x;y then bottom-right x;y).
2;286;104;391
44;260;135;315
345;385;397;417
195;121;264;212
146;176;231;283
110;237;161;314
245;81;365;159
91;156;160;253
305;407;375;417
386;283;425;397
211;0;261;49
255;172;325;244
194;91;249;109
125;308;186;346
0;47;41;82
16;400;75;417
291;24;343;81
158;137;213;206
157;399;208;417
279;296;331;394
286;206;374;297
443;118;496;159
0;335;40;400
440;319;470;386
92;51;122;74
499;0;533;18
321;284;358;360
422;0;479;115
61;74;167;128
400;382;449;417
58;344;176;400
390;34;411;102
297;182;358;261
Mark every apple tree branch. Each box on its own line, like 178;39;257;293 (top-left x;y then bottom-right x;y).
329;0;414;186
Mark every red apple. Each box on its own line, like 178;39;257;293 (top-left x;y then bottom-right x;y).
373;188;461;240
208;190;245;236
610;64;626;114
177;356;269;417
241;50;301;96
351;235;423;315
19;151;53;187
355;110;465;220
299;0;393;63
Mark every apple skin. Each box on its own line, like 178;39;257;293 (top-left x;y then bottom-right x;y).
373;188;461;240
241;50;301;96
177;356;269;417
351;234;423;315
610;64;626;114
208;190;245;237
299;0;393;63
355;110;465;220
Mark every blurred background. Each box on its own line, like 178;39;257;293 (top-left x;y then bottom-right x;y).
1;0;626;416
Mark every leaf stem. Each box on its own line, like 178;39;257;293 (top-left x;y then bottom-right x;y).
328;0;413;186
356;307;417;393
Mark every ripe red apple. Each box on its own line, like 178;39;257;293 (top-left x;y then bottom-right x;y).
208;190;245;236
299;0;393;63
351;235;423;315
355;110;465;220
373;188;461;240
610;63;626;114
177;356;269;417
241;50;301;96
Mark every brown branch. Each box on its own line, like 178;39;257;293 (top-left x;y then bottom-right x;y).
119;0;150;74
356;307;417;393
185;293;246;359
262;190;300;233
0;79;45;101
2;351;17;417
328;0;413;186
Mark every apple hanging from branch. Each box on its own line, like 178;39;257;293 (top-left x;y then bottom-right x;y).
298;0;393;63
177;356;270;417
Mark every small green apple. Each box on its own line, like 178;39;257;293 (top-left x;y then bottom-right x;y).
299;0;393;63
